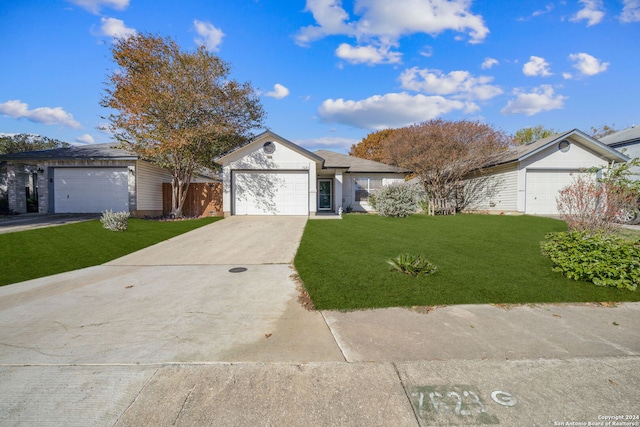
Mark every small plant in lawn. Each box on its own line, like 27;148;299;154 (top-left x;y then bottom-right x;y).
100;210;130;231
541;230;640;291
388;253;437;277
370;182;423;217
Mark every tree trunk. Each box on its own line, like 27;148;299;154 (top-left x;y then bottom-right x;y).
170;174;192;217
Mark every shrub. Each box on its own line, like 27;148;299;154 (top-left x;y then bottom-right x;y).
557;160;640;233
370;183;422;217
541;231;640;291
100;210;130;231
388;253;437;277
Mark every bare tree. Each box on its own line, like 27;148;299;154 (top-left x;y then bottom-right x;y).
383;119;510;209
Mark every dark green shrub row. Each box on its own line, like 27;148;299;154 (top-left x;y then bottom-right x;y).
541;231;639;291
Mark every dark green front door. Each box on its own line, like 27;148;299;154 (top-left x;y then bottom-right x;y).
318;179;332;210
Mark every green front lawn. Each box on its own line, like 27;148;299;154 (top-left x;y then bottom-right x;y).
0;217;220;286
294;214;640;310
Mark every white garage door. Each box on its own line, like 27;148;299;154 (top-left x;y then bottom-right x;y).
233;171;308;215
525;169;586;215
54;168;129;213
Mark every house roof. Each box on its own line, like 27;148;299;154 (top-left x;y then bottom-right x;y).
0;143;137;161
216;130;408;173
216;130;325;165
483;128;628;168
315;150;411;173
599;125;640;147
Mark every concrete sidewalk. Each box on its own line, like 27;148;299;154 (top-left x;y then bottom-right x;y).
1;216;639;426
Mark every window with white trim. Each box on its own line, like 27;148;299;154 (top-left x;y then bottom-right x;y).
355;178;382;202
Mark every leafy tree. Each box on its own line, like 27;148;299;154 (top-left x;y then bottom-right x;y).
382;119;510;208
512;125;557;145
0;133;69;154
590;124;617;139
349;129;396;162
101;33;265;216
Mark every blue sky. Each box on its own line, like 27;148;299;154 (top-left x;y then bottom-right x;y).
1;0;638;153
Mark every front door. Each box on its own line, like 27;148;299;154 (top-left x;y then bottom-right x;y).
318;179;332;211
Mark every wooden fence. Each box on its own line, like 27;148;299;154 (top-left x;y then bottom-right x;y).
162;182;223;217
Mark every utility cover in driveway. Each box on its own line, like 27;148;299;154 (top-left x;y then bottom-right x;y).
54;167;129;213
232;171;308;215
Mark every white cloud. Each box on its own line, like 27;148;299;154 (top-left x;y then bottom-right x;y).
620;0;640;22
0;100;81;128
295;136;359;152
533;3;555;17
296;0;489;62
264;84;290;99
500;85;567;116
100;17;136;39
562;72;573;79
318;92;467;130
399;67;502;101
571;0;605;26
67;0;129;14
568;52;609;76
296;0;355;46
335;43;402;65
75;134;95;144
194;20;225;51
522;56;552;77
481;57;499;69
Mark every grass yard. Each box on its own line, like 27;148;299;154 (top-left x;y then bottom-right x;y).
294;214;640;310
0;217;220;286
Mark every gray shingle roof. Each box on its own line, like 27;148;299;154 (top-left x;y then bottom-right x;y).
314;150;411;173
483;128;628;167
600;125;640;147
0;143;137;161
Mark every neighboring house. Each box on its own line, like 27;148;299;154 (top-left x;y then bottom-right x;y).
216;130;410;216
600;124;640;156
463;129;629;215
600;125;640;179
0;143;213;216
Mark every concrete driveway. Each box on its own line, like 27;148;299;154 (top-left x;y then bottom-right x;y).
0;216;342;365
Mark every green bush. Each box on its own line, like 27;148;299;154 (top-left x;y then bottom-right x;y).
388;253;437;277
370;183;422;217
100;210;130;231
541;231;640;291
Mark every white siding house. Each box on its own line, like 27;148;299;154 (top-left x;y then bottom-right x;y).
217;131;409;216
0;143;183;217
462;129;629;215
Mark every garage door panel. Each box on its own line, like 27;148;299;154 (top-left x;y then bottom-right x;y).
525;170;588;215
54;168;129;213
233;171;308;215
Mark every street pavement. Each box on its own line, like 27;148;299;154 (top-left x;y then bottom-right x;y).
0;216;638;426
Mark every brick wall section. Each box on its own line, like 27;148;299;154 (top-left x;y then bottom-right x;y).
163;182;223;217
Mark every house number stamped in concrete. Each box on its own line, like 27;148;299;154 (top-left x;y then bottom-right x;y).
410;385;516;425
